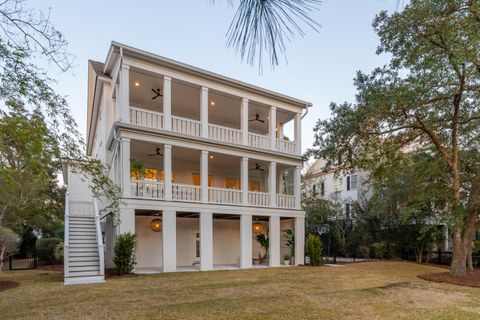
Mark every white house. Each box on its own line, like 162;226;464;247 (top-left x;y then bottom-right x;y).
63;42;310;285
303;159;370;218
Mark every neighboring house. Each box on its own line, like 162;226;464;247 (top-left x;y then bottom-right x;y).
303;159;370;219
63;42;310;285
303;158;452;252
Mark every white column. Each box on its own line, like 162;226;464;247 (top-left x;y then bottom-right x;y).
295;216;305;265
163;76;172;130
201;87;209;138
200;212;213;271
241;98;249;145
164;144;172;200
294;166;301;209
201;150;209;202
240;214;252;269
118;207;135;234
279;124;284;140
294;113;302;155
162;210;176;272
241;157;249;205
118;64;130;123
269;162;277;207
121;138;131;197
269;106;277;150
269;215;280;267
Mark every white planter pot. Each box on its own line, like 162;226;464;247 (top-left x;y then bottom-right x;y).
284;260;290;265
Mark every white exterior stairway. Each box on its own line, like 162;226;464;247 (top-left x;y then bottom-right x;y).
64;196;105;285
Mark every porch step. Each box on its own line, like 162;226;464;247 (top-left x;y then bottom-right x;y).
69;239;98;244
70;265;100;272
68;270;101;277
69;256;99;262
68;249;98;256
70;261;100;267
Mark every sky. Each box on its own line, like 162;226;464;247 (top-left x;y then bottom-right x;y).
30;0;395;154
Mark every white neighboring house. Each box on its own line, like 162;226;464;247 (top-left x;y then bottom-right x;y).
303;158;452;252
63;42;310;285
303;159;370;219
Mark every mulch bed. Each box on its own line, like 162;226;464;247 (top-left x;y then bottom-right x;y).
105;268;137;279
0;281;20;292
419;269;480;287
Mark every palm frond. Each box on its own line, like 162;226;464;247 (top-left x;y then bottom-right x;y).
226;0;321;71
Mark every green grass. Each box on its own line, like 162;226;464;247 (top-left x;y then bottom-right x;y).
1;261;480;319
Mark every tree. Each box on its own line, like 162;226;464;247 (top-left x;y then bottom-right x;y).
0;226;20;271
308;0;480;278
0;1;120;234
218;0;320;70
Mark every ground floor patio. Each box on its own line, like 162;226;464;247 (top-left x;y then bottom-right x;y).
1;262;478;319
103;203;305;273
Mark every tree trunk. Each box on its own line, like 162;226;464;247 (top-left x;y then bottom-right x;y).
450;171;480;278
0;245;4;273
467;243;473;271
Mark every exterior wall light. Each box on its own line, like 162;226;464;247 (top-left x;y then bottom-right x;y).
150;219;162;232
252;222;263;233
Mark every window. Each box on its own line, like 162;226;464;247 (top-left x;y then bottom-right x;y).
225;177;240;189
346;174;358;191
320;181;325;196
192;173;213;187
312;184;316;194
334;177;343;192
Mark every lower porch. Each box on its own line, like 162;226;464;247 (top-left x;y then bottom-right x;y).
112;209;304;273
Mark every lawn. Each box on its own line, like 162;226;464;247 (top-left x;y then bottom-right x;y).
1;261;480;319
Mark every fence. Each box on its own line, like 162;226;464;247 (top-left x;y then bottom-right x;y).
1;255;38;271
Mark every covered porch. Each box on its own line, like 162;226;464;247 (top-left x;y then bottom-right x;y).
132;209;303;274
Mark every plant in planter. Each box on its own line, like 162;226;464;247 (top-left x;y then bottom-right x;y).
256;232;269;264
283;254;290;265
130;158;145;180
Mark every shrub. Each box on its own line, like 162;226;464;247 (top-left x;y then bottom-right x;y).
113;233;136;275
54;242;64;263
372;242;386;259
306;234;323;266
0;227;20;271
357;245;371;259
36;237;62;264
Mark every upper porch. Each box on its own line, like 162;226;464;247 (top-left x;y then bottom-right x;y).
113;62;304;157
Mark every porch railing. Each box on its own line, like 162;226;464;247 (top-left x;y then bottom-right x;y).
208;187;242;205
131;180;165;199
69;201;94;216
172;115;202;137
172;183;201;202
248;132;271;150
208;123;242;144
276;139;297;155
248;191;271;207
130;107;164;130
276;194;296;209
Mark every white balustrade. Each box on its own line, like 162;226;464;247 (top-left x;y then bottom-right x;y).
130;107;164;129
208;124;242;144
276;139;297;155
208;187;242;205
131;180;165;199
276;194;296;209
172;115;202;136
172;183;201;202
248;191;271;207
69;201;94;216
248;133;271;150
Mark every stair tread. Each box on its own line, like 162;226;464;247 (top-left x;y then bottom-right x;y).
67;271;100;277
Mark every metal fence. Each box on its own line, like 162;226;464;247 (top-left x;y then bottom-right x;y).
1;256;38;271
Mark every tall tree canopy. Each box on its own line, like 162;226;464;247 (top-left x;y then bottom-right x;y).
0;0;120;235
308;0;480;278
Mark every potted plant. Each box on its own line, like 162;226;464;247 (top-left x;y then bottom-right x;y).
283;229;295;264
256;232;269;264
130;158;145;180
283;254;290;265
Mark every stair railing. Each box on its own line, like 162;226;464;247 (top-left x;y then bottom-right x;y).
64;192;70;278
92;198;105;277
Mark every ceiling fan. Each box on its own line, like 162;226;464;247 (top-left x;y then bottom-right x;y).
249;163;265;172
147;147;163;157
151;88;163;100
249;114;265;123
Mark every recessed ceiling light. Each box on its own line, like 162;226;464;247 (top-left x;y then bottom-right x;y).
209;155;214;159
210;101;215;106
134;81;140;87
